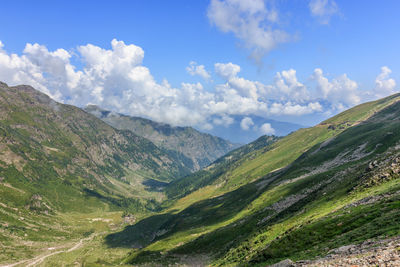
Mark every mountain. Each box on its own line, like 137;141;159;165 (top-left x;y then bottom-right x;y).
3;80;400;266
108;93;400;266
204;115;305;144
0;81;195;205
165;134;281;201
85;105;240;171
0;81;194;264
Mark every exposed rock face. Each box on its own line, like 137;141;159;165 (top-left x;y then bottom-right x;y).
270;259;295;267
85;105;240;171
123;214;136;224
296;236;400;266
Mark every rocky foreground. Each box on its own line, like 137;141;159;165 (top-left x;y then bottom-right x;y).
271;236;400;267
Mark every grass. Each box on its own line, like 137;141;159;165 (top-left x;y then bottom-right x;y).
122;95;400;265
165;94;400;214
2;83;400;266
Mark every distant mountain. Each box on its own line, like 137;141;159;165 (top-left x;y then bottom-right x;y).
203;115;305;144
85;105;240;171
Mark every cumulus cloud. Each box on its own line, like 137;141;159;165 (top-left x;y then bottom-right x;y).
213;115;234;127
260;123;275;135
215;62;241;79
269;101;323;115
309;0;339;24
272;69;310;102
186;61;211;80
213;63;324;116
0;39;392;132
311;68;360;110
240;117;254;130
374;66;397;98
207;0;290;61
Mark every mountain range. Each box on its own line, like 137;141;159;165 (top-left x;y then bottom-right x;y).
1;81;400;266
204;115;305;144
84;105;239;172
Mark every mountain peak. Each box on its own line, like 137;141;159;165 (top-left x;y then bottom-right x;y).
85;105;239;171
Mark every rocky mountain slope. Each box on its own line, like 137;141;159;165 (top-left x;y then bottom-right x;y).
85;105;240;171
0;81;202;208
112;93;400;266
3;80;400;266
0;81;194;264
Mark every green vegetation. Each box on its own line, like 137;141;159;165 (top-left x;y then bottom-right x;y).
119;94;400;266
0;82;190;265
2;80;400;266
85;104;240;172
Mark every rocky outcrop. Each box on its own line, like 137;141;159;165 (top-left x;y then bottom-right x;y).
85;105;240;171
296;236;400;266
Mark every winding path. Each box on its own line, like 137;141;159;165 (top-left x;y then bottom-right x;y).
0;232;101;267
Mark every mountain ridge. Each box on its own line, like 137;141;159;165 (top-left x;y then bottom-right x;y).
85;104;240;172
2;81;400;266
0;82;192;213
113;93;400;266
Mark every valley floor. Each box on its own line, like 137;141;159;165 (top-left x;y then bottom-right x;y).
0;211;133;267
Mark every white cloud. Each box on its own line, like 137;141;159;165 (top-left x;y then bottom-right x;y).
273;69;310;102
207;0;290;61
260;123;275;135
215;62;241;79
240;117;254;130
269;101;323;116
309;0;339;24
374;66;397;98
213;115;234;127
0;39;392;132
311;68;360;110
186;61;211;80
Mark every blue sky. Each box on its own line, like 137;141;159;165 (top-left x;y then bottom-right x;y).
0;0;399;138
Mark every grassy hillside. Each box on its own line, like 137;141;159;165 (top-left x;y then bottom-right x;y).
0;82;191;265
3;80;400;266
165;135;280;201
116;93;400;266
164;94;400;212
85;105;240;172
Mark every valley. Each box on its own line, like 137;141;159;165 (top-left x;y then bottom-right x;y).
1;1;400;266
1;81;400;266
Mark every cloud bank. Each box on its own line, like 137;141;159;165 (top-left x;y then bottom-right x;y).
0;39;396;132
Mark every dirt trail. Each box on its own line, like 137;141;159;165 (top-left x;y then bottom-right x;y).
0;232;101;267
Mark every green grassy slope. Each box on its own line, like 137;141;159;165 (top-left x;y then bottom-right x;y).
0;82;190;264
0;82;188;211
165;135;280;201
118;93;400;265
164;94;400;212
85;105;240;172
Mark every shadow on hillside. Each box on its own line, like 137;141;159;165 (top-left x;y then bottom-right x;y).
106;102;400;262
104;136;326;250
142;178;168;192
105;213;174;248
104;177;273;249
